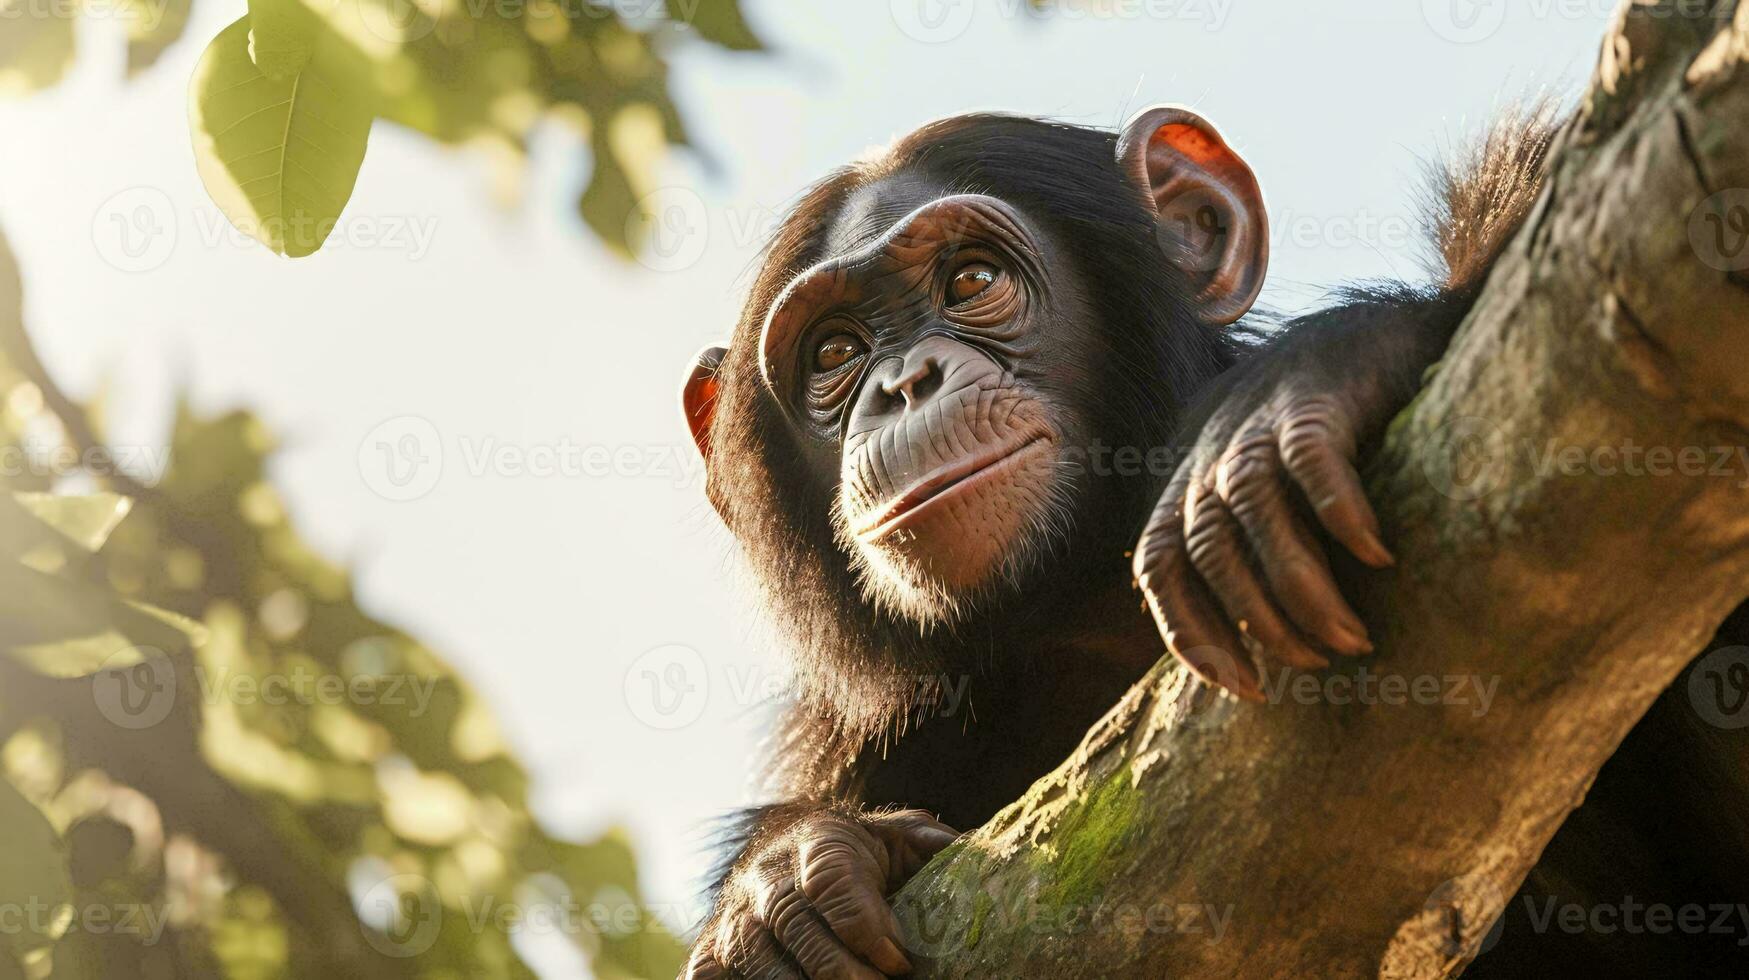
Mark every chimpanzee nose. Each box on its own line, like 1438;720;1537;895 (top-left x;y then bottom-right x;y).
869;334;974;414
880;351;942;409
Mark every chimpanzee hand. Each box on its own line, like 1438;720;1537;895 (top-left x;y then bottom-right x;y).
684;809;957;979
1132;352;1402;700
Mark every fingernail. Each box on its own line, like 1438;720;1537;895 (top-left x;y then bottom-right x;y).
875;937;913;974
1361;529;1396;567
1337;610;1370;639
1334;626;1374;655
1229;677;1266;703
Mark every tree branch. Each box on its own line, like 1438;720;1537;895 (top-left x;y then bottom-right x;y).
891;2;1749;975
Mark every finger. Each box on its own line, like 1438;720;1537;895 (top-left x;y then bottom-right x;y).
1182;478;1328;672
1276;407;1394;568
1134;472;1262;700
798;833;911;975
716;916;800;980
1215;436;1373;656
761;877;886;980
684;940;729;980
864;809;959;876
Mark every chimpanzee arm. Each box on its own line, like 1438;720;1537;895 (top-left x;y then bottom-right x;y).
684;708;954;980
1134;107;1560;698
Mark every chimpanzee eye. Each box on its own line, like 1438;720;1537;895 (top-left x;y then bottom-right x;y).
812;333;866;373
946;261;1000;306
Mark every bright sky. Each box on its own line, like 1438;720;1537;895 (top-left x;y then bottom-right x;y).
0;0;1615;949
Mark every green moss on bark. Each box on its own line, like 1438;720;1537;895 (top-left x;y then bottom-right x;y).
1034;770;1142;913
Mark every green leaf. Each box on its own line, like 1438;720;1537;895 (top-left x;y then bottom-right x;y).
0;221;25;372
0;0;75;95
9;492;133;554
0;561;205;677
125;0;195;77
579;129;638;259
580;105;667;258
681;0;763;51
0;491;132;586
189;17;373;258
247;0;317;81
0;779;73;958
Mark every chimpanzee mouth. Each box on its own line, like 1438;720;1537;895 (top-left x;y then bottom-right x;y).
854;433;1054;542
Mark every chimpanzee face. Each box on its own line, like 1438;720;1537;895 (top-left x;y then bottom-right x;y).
756;186;1098;620
684;106;1270;629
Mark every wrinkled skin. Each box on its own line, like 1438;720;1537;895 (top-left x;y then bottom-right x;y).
756;193;1096;621
1135;347;1400;699
687;810;956;980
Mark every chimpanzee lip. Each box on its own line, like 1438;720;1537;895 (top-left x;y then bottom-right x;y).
855;432;1053;541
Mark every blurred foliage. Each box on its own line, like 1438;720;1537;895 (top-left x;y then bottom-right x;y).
0;225;687;975
0;0;762;256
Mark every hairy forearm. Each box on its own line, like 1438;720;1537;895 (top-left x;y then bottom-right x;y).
1180;286;1475;456
704;802;846;910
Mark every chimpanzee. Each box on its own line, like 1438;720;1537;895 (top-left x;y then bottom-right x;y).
677;104;1748;978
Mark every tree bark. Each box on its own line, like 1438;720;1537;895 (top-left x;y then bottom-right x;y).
890;2;1749;975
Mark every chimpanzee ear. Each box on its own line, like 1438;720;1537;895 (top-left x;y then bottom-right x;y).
1116;105;1269;325
682;345;728;461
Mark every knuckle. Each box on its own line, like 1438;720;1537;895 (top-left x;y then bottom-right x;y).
685;943;723;980
740;856;792;905
1224;428;1278;463
798;843;870;898
764;883;812;938
1279;419;1334;462
1133;555;1157;594
1217;442;1281;514
1131;532;1173;588
716;924;764;972
1184;507;1239;576
814;899;883;951
1278;406;1352;464
1133;514;1190;588
867;808;945;843
1284;392;1343;422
